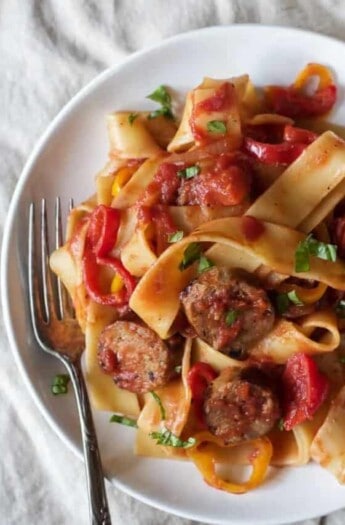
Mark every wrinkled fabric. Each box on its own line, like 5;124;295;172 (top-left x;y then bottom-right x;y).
1;1;345;524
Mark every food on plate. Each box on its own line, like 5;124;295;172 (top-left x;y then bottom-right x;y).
51;62;345;493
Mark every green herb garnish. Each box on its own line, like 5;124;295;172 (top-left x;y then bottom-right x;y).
128;113;138;125
207;120;227;134
179;242;202;271
225;309;238;326
197;255;214;274
109;414;138;428
146;85;174;120
295;234;337;273
177;165;200;179
150;391;166;421
51;374;70;396
168;230;184;243
286;290;304;306
150;427;196;448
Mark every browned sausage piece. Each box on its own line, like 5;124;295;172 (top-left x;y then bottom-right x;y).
180;266;274;358
98;321;178;394
204;367;280;445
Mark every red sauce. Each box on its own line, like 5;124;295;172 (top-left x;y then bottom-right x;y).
138;162;181;206
241;216;265;241
197;82;234;113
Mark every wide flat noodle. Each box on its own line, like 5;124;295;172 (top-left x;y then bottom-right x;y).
130;218;345;338
250;310;340;364
107;112;163;158
311;385;345;483
246;131;345;230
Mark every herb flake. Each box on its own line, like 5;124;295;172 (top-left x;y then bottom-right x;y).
179;242;202;271
276;293;290;315
51;374;70;396
225;309;238;326
177;165;200;179
150;391;166;421
146;85;174;120
109;414;138;428
168;230;184;243
295;234;337;273
197;255;214;274
287;290;304;306
128;113;138;125
207;120;227;134
150;427;196;448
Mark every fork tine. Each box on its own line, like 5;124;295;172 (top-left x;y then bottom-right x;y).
41;198;57;323
28;202;43;338
55;197;76;320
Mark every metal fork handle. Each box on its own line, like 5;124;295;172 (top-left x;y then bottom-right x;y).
65;358;112;525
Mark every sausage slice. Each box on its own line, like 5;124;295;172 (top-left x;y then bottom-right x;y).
204;367;280;445
180;266;274;358
98;321;178;394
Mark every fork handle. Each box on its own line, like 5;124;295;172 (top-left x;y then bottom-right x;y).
67;359;112;525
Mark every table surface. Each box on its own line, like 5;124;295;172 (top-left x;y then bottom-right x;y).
2;1;345;524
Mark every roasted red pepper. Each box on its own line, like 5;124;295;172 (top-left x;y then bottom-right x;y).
265;84;337;118
281;353;329;431
83;246;136;306
187;362;217;426
283;124;318;145
87;205;121;257
244;137;306;166
82;204;136;306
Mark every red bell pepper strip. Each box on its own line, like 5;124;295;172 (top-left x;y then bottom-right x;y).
265;84;337;118
83;245;136;306
283;124;318;145
87;205;121;257
187;362;217;426
244;137;306;166
281;353;329;431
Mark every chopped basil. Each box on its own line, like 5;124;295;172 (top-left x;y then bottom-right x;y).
146;85;174;120
109;414;138;428
295;234;337;273
276;293;290;315
168;230;184;243
179;242;202;271
150;391;166;421
225;309;238;326
174;365;182;374
335;300;345;318
147;85;171;107
207;120;227;134
197;255;214;274
278;418;285;431
51;374;70;396
339;356;345;364
128;113;138;125
150;427;196;448
287;290;304;306
177;165;200;179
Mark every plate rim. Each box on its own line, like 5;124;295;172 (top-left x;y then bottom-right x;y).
2;23;345;525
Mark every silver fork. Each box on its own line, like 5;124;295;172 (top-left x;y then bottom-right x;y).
28;198;112;525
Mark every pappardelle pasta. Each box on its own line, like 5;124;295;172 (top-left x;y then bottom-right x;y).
51;63;345;493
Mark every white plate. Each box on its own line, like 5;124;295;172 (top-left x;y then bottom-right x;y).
2;24;345;525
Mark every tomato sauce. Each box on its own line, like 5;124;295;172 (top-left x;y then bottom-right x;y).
241;216;265;241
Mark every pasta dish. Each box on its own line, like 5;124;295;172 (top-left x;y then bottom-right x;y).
50;63;345;493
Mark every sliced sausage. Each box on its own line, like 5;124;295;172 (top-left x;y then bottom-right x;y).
98;321;180;394
180;266;274;358
204;367;280;445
